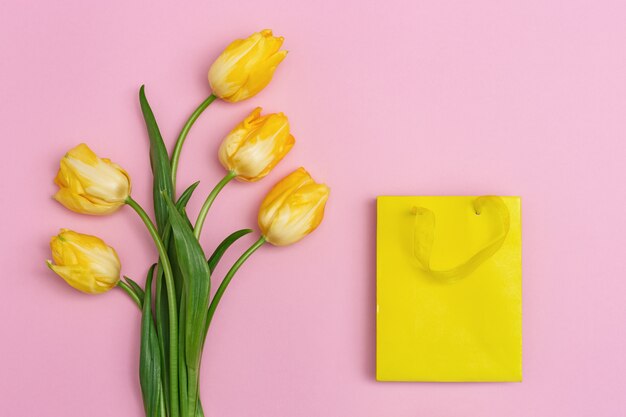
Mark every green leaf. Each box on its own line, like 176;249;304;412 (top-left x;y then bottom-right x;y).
163;193;211;358
123;276;145;305
139;264;166;417
208;229;254;273
139;85;174;233
162;181;201;303
177;181;200;210
152;265;170;416
177;182;200;236
196;400;205;417
163;194;211;417
152;181;199;415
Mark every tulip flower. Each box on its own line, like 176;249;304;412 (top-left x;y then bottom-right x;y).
54;143;131;215
46;229;121;294
194;107;295;238
258;168;330;246
171;30;287;187
208;29;287;103
219;107;295;182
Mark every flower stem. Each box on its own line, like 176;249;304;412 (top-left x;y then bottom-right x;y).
193;171;236;239
205;236;266;333
125;196;180;417
170;93;218;190
117;281;142;308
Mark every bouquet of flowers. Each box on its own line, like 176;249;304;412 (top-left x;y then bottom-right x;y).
46;29;329;417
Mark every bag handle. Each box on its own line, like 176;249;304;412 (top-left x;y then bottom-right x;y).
411;196;510;282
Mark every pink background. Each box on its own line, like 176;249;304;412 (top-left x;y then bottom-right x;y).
1;0;625;415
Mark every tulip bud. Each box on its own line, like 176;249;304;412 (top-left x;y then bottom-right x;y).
218;107;295;182
54;143;131;215
208;29;287;102
46;229;121;294
258;168;330;246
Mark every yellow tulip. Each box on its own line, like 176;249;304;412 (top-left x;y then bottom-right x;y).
218;107;295;182
46;229;121;294
208;29;287;102
54;143;131;215
258;168;330;246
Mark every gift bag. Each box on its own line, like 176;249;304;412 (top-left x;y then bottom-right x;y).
376;196;522;382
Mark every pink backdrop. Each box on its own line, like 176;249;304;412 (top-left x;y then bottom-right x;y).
1;1;625;415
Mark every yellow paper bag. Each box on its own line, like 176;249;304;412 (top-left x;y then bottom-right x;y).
376;196;522;382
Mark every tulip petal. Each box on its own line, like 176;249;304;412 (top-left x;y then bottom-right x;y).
208;33;264;99
230;114;293;181
47;230;121;294
218;108;263;168
53;143;130;215
54;188;121;215
264;183;330;246
218;108;294;182
232;50;287;102
258;168;313;234
48;263;114;294
208;30;286;102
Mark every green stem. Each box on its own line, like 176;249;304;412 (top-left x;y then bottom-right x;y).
117;281;142;308
193;171;236;239
170;93;218;189
205;236;266;333
126;196;180;417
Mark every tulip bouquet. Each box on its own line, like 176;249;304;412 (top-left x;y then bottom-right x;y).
46;30;329;417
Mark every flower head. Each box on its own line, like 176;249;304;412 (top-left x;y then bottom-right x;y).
219;107;294;182
208;30;287;102
54;143;131;215
47;229;121;294
258;168;330;246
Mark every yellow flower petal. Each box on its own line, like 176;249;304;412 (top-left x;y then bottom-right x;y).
47;230;121;294
218;108;294;182
208;30;287;102
53;143;131;215
258;168;330;246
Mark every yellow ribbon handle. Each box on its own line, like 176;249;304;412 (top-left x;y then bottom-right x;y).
412;196;510;282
